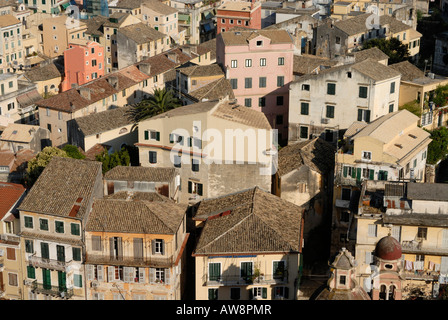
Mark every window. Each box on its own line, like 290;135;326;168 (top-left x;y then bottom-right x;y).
230;78;237;89
27;266;36;279
208;262;221;282
71;223;80;236
273;261;285;279
341;188;351;200
256;40;263;46
39;218;48;231
72;247;81;261
8;273;18;287
230;288;240;300
278;57;285;65
25;240;34;253
154;239;164;254
188;181;203;196
245;59;252;67
327;83;336;95
245;77;252;89
389;104;394;113
240;262;253;282
357;109;371;122
276;96;284;106
335;36;341;44
417;227;427;240
192;158;200;172
276;114;283;125
55;221;64;233
41;242;49;259
341;211;350;222
144;130;160;141
277;76;284;87
244;98;252;107
274;286;289;299
300;126;308;139
208;288;218;300
339;275;346;285
24;216;33;228
326;105;335;118
260;58;266;66
390;82;395;94
252;287;267;299
359;86;368;98
92;236;102;251
301;84;310;91
259;97;266;107
300;102;309;115
231;60;237;68
174;155;181;168
74;274;82;288
378;170;388;181
259;77;266;88
362;151;372;160
149;151;157;164
368;224;377;237
56;245;65;262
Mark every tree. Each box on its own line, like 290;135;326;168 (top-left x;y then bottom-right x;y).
426;126;448;165
25;146;69;187
62;144;86;159
126;88;181;125
95;147;130;174
362;38;409;64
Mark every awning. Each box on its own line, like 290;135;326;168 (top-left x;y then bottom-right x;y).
62;2;70;8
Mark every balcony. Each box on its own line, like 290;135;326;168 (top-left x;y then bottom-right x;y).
29;280;74;299
203;273;289;287
401;240;448;256
86;254;174;268
28;255;74;272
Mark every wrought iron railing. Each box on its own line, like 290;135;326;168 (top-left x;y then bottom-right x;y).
30;280;74;299
28;255;73;272
203;273;289;286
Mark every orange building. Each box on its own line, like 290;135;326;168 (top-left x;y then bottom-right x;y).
216;0;261;34
62;40;105;92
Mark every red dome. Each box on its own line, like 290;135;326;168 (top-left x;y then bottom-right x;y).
375;236;402;260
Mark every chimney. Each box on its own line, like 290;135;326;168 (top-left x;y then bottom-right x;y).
138;63;151;75
107;76;119;89
181;45;197;57
79;87;91;100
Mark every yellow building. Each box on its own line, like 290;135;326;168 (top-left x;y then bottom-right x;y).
192;187;304;300
331;110;431;256
354;181;448;300
17;157;103;300
84;194;189;300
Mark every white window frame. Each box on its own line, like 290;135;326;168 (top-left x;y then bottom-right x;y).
231;60;237;68
362;151;372;161
245;59;252;67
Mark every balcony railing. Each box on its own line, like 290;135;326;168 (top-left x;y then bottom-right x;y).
203;273;289;286
85;254;174;268
401;240;448;256
28;255;73;272
29;280;74;299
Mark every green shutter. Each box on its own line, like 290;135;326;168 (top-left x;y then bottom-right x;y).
365;110;371;123
343;166;348;177
197;183;203;196
351;167;356;178
188;181;192;193
369;169;374;180
156;132;160;141
209;263;220;281
356;168;362;181
27;266;35;279
169;133;174;143
71;223;80;236
42;268;51;290
73;247;81;261
262;287;267;299
58;271;66;291
383;171;388;181
144;130;149;140
357;109;363;121
41;242;49;259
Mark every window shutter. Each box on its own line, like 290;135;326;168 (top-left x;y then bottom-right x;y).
356;168;361;181
169;133;174;143
188;181;192;193
343;166;348;177
351;167;356;178
248;288;253;300
86;265;94;281
97;265;104;282
161;240;165;255
366;110;371;123
109;238;114;258
156;132;160;141
197;183;203;196
149;268;155;284
262;287;267;299
117;237;123;260
369;169;374;180
134;238;143;260
357;109;363;121
108;266;114;282
151;240;156;255
139;268;145;283
123;267;130;283
165;268;170;285
144;130;149;140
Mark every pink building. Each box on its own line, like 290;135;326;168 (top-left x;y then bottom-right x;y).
216;0;261;34
62;40;105;92
216;29;294;143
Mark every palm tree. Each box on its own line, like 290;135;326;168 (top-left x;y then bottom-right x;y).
127;88;181;125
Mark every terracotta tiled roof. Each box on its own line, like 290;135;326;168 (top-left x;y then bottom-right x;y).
350;47;389;63
211;100;272;130
0;123;41;143
118;22;166;44
277;137;335;177
0;182;26;220
105;191;172;202
18;157;102;219
178;64;224;77
187;77;235;102
72;105;134;136
142;0;178;15
23;63;63;82
293;54;337;75
104;166;176;182
193;187;304;255
86;199;187;233
388;60;425;82
0;14;20;27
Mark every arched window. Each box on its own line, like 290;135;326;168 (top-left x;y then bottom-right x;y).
389;285;396;300
379;284;387;300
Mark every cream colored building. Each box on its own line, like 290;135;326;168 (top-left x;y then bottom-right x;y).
331;109;431;256
42;16;87;58
136;97;275;204
17;157;103;300
288;58;401;144
141;0;179;44
22;62;63;97
0;15;24;73
192;187;304;300
354;181;448;300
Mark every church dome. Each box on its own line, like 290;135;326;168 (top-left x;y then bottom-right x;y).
375;236;402;261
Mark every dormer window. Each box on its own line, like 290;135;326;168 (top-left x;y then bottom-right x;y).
256;40;263;47
362;151;372;160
